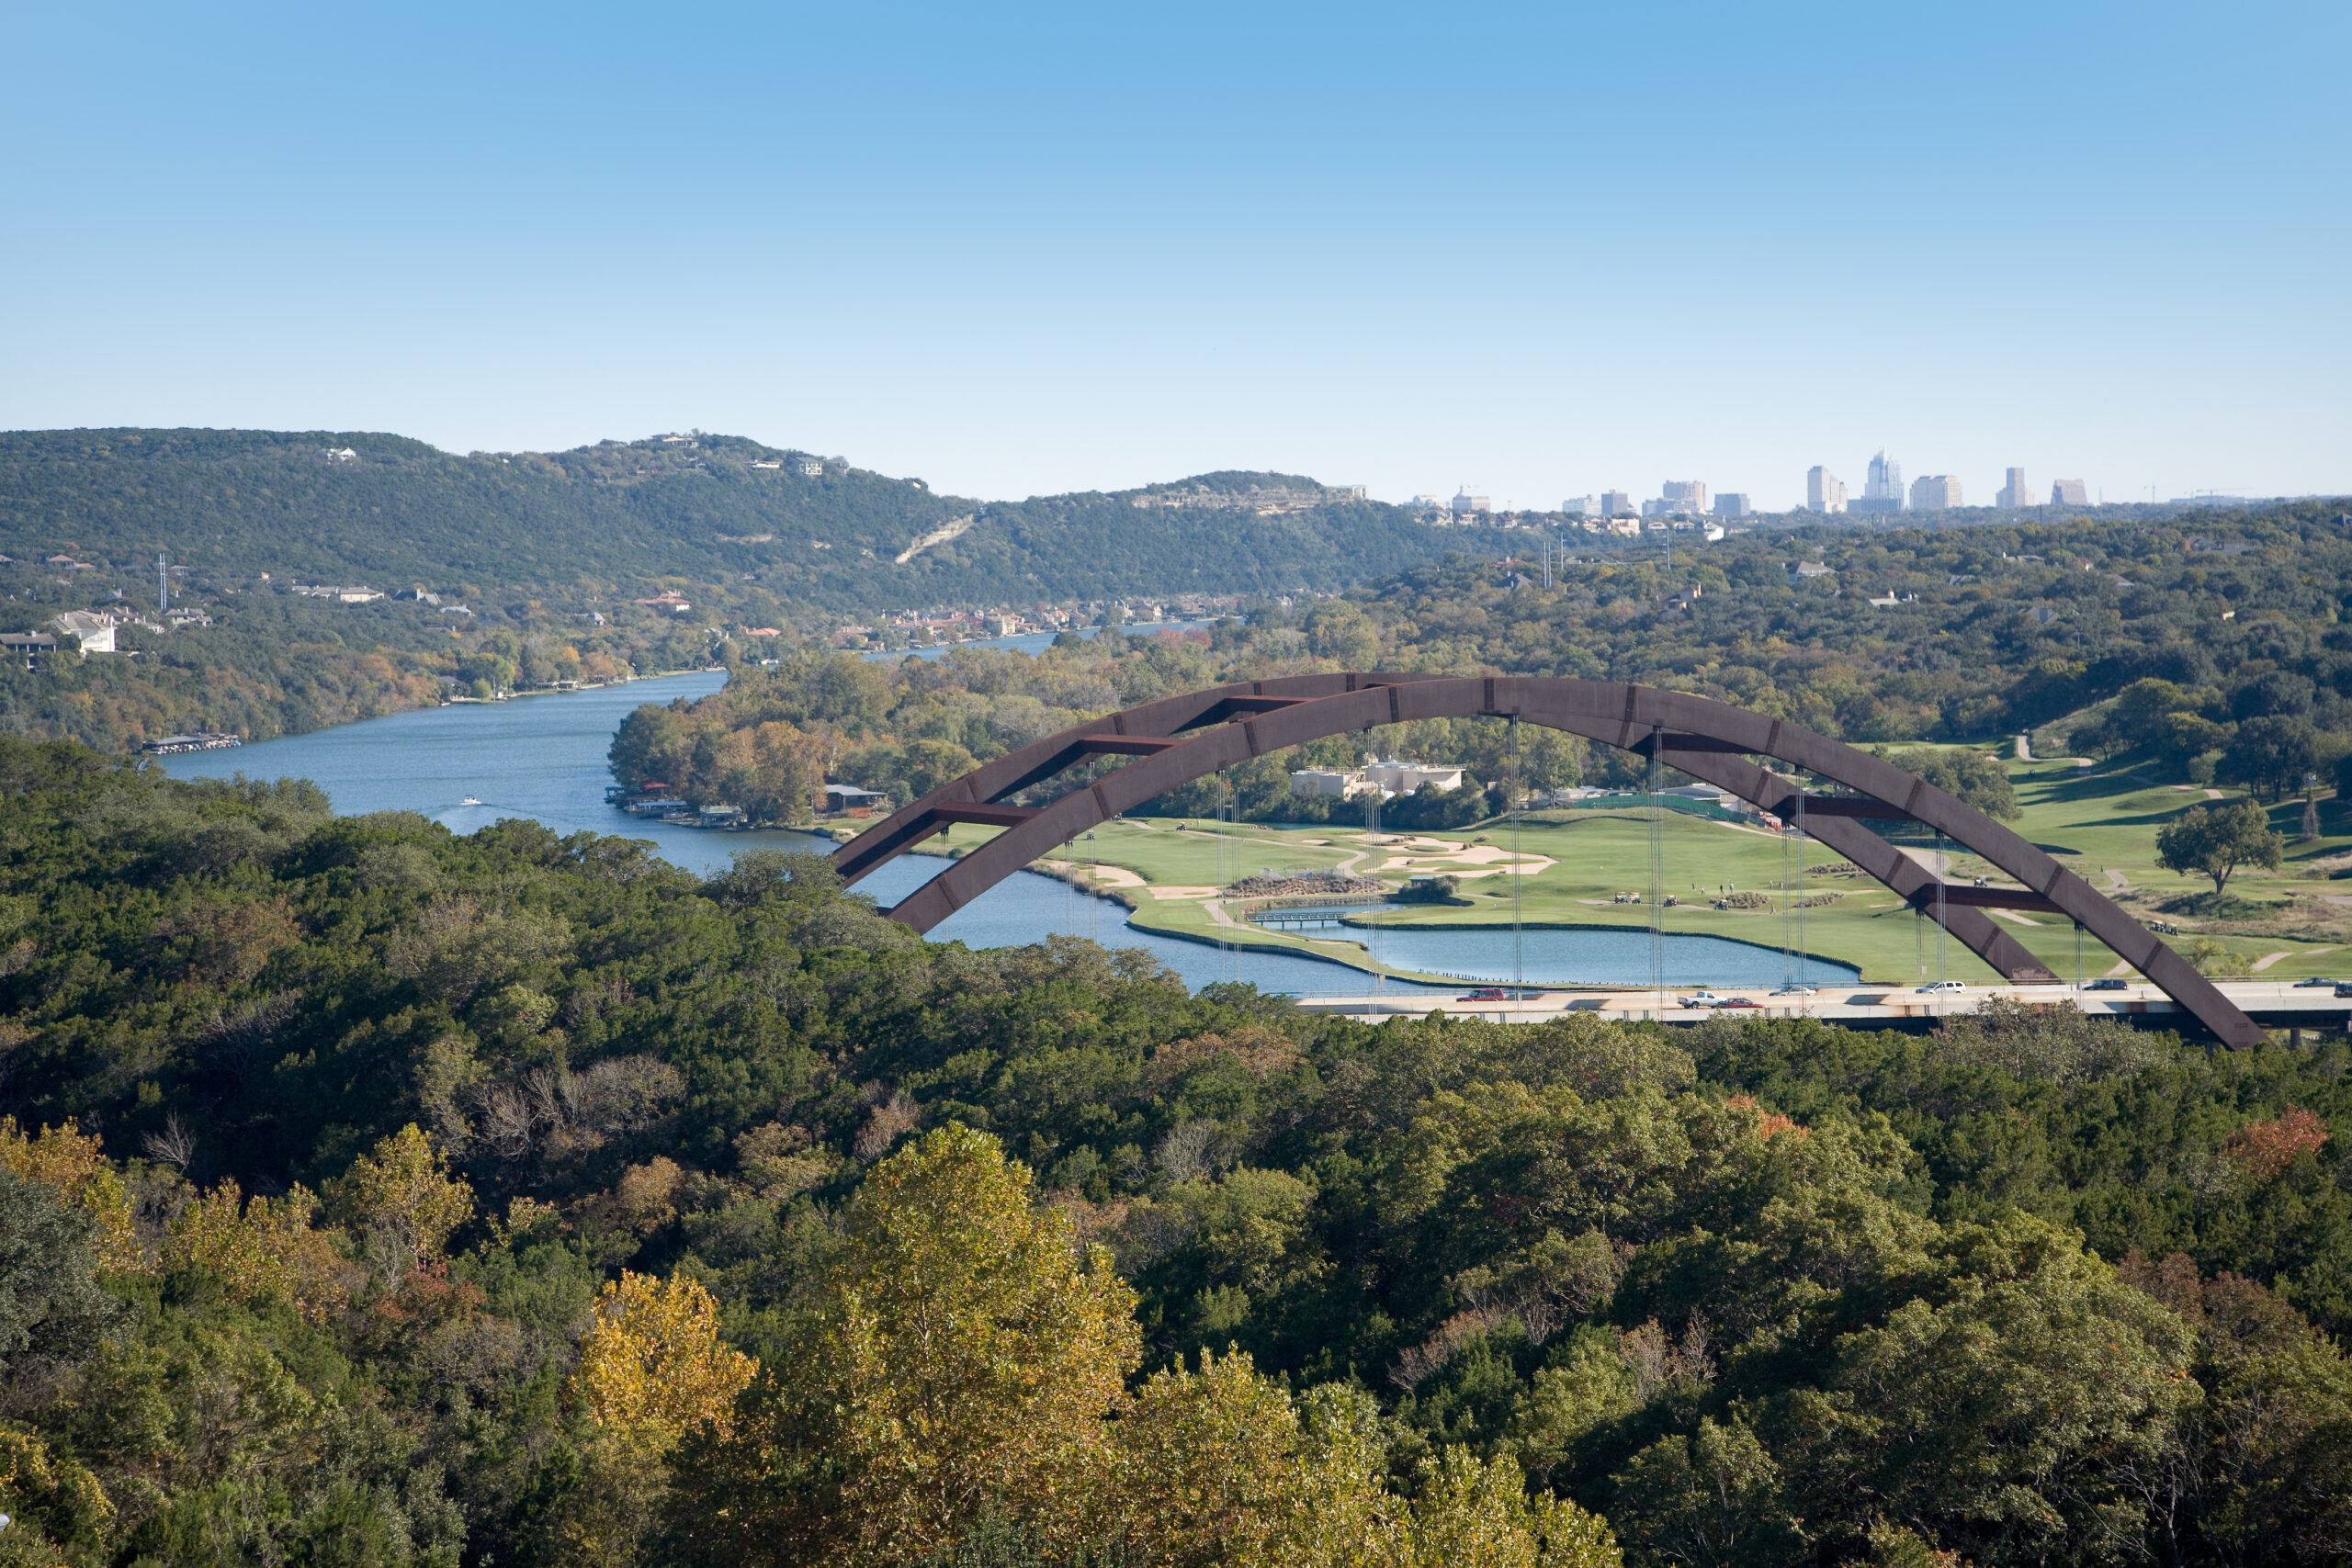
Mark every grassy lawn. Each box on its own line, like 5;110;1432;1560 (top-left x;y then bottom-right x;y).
1011;750;2352;987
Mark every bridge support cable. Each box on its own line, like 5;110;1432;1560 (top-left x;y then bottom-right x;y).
1648;727;1666;1013
1510;716;1523;994
829;673;2264;1046
1936;831;1950;987
1794;787;1809;997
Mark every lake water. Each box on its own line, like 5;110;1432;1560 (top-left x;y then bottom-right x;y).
159;668;1841;993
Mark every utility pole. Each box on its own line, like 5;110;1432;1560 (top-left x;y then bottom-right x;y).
157;552;168;614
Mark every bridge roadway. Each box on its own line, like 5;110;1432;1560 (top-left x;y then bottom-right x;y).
1289;980;2352;1039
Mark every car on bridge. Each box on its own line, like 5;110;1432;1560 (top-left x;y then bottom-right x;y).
2082;977;2129;991
1715;997;1761;1009
1678;990;1729;1008
1770;983;1818;996
2294;976;2338;987
1917;979;1966;995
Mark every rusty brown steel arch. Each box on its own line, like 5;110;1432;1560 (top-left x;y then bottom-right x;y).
832;672;2264;1047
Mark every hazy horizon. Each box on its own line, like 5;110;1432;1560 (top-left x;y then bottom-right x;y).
6;2;2345;513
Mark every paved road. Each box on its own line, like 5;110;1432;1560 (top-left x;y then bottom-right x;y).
1291;979;2352;1033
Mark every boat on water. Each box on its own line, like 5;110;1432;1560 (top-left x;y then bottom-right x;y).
460;795;481;806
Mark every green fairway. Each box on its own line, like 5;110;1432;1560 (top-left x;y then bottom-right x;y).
1026;751;2352;986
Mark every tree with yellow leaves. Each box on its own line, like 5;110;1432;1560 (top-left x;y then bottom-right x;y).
573;1270;757;1450
164;1179;350;1324
335;1122;475;1286
559;1269;762;1567
0;1115;140;1273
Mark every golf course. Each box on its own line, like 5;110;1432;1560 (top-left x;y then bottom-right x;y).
949;750;2352;987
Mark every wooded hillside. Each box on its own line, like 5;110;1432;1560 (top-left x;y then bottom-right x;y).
1;737;2348;1564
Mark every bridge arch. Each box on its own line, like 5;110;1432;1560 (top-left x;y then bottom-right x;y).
831;672;2262;1047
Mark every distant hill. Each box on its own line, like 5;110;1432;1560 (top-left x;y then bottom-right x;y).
0;428;1519;611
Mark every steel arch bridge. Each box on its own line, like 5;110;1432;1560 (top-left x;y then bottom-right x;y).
831;672;2263;1048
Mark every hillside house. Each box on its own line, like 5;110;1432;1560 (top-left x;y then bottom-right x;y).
2;632;57;671
49;612;116;653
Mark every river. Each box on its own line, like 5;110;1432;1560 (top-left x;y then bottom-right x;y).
159;666;1849;993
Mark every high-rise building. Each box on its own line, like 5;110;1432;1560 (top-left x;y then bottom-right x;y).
1806;467;1848;513
1661;479;1707;513
1711;493;1752;517
1600;489;1634;517
1996;468;2031;509
2051;479;2087;507
1909;474;1963;510
1450;490;1490;515
1864;450;1904;503
1560;495;1599;518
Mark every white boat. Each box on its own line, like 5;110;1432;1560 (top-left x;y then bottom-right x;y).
460;795;481;806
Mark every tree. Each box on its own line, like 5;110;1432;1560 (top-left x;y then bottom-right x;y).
0;1167;122;1382
0;1115;138;1273
335;1123;475;1287
564;1270;759;1566
1611;1416;1802;1568
674;1125;1141;1564
2155;799;2285;896
166;1179;349;1324
1883;748;2019;819
573;1270;757;1451
2218;714;2321;802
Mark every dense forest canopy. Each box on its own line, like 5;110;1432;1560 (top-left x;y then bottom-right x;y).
1;736;2349;1564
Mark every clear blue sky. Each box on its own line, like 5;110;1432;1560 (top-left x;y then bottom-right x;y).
5;2;2345;512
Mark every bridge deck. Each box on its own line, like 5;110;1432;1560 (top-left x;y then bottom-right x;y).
1288;980;2349;1036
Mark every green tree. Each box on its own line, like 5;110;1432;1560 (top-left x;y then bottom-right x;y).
2154;798;2284;896
0;1167;122;1382
1611;1417;1801;1568
2219;714;2321;801
1883;747;2019;819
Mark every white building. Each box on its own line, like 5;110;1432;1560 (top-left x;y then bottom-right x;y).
1289;768;1368;798
1363;759;1466;794
1865;450;1904;504
50;611;117;653
1450;490;1491;515
1996;468;2032;509
1806;467;1849;513
1661;479;1707;513
1560;495;1600;518
1711;493;1752;518
1600;489;1634;517
1909;474;1964;510
2051;479;2088;506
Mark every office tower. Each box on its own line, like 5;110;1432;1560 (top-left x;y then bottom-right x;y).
2051;479;2087;507
1661;479;1707;513
1864;450;1903;502
1806;467;1848;513
1908;474;1963;510
1560;495;1599;518
1711;493;1752;517
1601;489;1633;517
1450;490;1490;515
1996;468;2031;509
